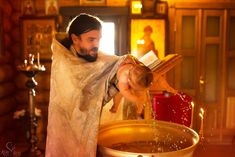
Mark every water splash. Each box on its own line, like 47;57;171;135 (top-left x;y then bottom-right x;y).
148;92;196;153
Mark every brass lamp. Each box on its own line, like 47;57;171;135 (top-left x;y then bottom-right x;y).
17;53;45;156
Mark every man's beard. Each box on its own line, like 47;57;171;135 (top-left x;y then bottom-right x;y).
77;47;98;62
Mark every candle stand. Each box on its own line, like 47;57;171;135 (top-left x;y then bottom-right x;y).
17;54;45;156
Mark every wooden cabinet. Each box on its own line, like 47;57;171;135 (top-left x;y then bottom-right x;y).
170;3;235;143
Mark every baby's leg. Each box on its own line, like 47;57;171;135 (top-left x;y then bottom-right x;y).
136;102;144;116
156;75;178;94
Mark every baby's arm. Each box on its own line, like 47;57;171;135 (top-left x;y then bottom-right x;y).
109;64;135;113
110;93;123;113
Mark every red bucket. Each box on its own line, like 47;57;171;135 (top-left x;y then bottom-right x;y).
153;92;192;127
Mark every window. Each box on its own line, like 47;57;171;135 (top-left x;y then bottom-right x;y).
100;22;115;55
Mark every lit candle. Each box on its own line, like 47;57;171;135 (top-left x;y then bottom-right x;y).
190;101;194;128
24;59;28;67
200;108;204;116
28;53;34;64
42;65;46;71
29;53;32;60
199;108;204;139
37;52;40;67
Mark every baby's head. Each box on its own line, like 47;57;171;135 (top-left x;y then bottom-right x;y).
128;64;153;90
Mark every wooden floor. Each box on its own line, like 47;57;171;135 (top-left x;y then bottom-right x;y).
193;144;235;157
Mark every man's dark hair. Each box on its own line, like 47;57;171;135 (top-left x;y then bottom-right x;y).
61;13;102;49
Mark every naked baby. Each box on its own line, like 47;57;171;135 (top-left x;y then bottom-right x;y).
110;61;153;115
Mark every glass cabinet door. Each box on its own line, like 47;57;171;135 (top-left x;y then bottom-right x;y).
201;10;225;135
175;9;200;97
175;8;235;143
175;8;228;141
226;10;235;130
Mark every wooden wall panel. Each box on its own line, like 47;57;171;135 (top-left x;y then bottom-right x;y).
0;82;15;98
0;114;14;134
0;0;20;144
0;65;14;83
0;96;16;116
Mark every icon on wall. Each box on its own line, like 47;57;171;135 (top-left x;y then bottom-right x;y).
45;0;59;15
21;0;36;15
80;0;106;6
155;1;168;16
20;16;57;60
131;19;166;59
